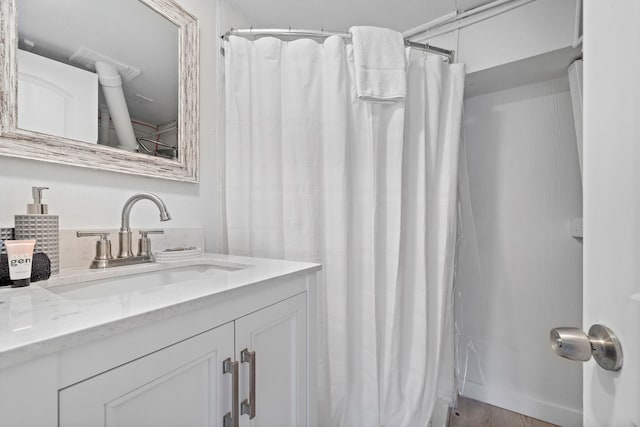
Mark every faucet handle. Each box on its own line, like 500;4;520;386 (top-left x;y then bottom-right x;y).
138;229;164;257
139;229;164;237
77;231;111;240
76;231;113;265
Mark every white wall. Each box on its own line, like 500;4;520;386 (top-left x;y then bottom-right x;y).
455;77;583;426
457;0;576;74
413;0;578;75
0;0;224;252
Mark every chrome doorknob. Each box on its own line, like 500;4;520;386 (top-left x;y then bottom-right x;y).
550;324;623;371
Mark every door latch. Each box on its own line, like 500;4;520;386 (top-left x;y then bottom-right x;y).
550;324;623;371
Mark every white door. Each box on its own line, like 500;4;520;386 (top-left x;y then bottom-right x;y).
17;50;98;143
235;292;307;427
582;1;640;425
59;323;235;427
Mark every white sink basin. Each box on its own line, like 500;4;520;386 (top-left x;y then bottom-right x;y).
46;260;251;301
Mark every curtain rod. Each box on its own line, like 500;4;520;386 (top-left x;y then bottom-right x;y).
222;28;455;62
403;0;536;40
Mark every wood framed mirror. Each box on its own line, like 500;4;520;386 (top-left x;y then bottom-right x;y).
0;0;199;182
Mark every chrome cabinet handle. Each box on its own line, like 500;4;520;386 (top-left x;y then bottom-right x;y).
223;358;239;427
240;349;256;419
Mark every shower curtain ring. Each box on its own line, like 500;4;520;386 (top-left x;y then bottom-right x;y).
250;26;255;44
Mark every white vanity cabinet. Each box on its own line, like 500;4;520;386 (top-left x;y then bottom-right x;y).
58;293;307;427
235;292;307;427
0;260;319;427
59;322;235;427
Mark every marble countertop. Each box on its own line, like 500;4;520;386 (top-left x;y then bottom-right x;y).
0;253;321;370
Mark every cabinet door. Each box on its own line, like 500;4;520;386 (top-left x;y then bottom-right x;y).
236;292;307;427
59;322;235;427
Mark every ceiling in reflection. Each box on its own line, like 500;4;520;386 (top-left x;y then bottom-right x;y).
18;0;178;126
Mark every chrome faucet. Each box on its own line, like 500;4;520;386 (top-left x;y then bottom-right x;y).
77;193;172;269
118;193;172;258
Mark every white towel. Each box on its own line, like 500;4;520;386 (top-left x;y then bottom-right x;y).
349;26;407;102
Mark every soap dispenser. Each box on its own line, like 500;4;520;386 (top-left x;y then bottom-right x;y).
14;187;59;275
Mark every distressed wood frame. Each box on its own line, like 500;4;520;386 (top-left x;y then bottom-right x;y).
0;0;199;182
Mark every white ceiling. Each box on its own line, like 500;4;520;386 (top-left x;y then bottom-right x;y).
227;0;496;33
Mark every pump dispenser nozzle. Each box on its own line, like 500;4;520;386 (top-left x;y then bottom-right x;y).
27;186;49;214
15;186;59;275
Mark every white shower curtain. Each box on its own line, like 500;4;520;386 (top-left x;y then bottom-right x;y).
225;35;465;427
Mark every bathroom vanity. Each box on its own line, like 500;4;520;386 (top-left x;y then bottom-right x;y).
0;254;320;427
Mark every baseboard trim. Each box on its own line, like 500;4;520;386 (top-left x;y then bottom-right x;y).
460;381;582;426
431;398;452;427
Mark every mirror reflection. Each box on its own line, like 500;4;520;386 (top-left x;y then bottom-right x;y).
17;0;179;159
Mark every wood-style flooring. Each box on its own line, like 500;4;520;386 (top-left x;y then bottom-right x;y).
447;397;559;427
